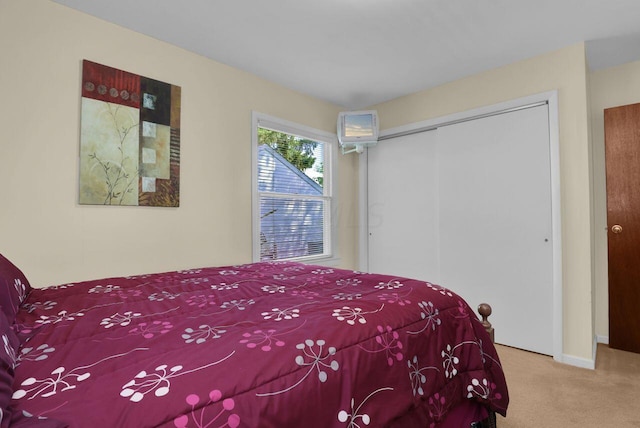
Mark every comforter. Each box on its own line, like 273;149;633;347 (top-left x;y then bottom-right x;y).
8;261;508;427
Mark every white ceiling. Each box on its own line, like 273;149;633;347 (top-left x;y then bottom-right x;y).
52;0;640;109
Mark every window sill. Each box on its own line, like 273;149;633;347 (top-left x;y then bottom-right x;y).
284;255;342;267
302;256;342;267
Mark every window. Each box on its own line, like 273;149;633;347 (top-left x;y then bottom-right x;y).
252;112;335;262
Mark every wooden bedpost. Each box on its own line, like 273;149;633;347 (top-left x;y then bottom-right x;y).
476;303;498;428
477;303;495;343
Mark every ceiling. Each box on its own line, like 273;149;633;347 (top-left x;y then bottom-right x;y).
52;0;640;109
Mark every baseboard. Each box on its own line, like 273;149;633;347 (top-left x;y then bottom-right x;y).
561;352;595;370
556;336;607;370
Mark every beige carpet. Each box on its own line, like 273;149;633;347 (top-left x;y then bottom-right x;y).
496;343;640;427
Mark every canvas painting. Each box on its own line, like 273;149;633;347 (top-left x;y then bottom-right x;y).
79;60;181;207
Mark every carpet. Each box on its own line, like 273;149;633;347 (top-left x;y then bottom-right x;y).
496;343;640;427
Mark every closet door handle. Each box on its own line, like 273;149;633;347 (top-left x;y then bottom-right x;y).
611;225;623;234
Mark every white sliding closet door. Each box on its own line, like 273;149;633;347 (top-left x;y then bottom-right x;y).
368;104;553;355
368;131;439;281
437;105;553;355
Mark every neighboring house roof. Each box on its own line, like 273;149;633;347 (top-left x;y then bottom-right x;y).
258;144;322;195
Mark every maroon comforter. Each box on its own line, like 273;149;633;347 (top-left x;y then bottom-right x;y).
10;262;508;427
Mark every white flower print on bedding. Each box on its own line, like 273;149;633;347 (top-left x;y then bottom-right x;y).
407;355;439;397
334;278;362;288
210;282;238;291
332;305;384;326
332;292;362;301
100;311;142;329
261;284;286;294
88;284;120;294
466;377;503;401
120;351;235;403
182;324;228;344
35;310;84;326
22;300;57;314
219;299;255;311
441;340;481;379
2;334;16;368
13;348;149;400
256;339;339;397
34;302;122;327
282;264;305;273
260;301;315;321
14;279;28;303
441;344;459;378
311;268;334;275
337;387;393;428
272;273;295;281
16;344;55;366
290;289;319;300
407;301;441;335
148;291;181;301
45;283;76;290
180;276;210;286
375;279;404;290
261;307;300;321
425;282;453;297
178;269;202;275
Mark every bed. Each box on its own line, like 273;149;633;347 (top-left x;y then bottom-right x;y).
0;253;508;427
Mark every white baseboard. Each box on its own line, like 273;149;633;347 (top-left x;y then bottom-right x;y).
560;336;609;369
561;355;595;370
561;345;596;370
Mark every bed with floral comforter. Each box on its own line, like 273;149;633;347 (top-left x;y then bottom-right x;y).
0;256;508;427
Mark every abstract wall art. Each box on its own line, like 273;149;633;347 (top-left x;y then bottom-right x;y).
79;60;181;207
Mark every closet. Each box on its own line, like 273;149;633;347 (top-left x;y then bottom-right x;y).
367;102;556;356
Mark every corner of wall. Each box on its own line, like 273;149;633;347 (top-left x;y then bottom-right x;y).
559;337;597;370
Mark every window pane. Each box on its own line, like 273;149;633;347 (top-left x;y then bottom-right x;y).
259;196;325;261
254;119;331;263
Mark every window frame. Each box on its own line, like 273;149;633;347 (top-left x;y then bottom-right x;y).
251;111;338;264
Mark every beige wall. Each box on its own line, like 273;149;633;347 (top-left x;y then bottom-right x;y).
589;60;640;341
0;0;358;287
371;44;594;362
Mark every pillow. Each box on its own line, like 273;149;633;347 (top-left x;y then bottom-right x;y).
0;311;17;428
0;360;12;428
0;253;32;323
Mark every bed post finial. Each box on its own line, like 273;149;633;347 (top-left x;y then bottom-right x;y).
477;303;495;343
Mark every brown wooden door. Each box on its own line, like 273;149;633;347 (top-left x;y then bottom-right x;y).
605;102;640;354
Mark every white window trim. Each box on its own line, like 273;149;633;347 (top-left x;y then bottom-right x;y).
251;111;339;265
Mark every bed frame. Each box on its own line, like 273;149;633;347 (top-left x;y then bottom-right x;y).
478;303;495;342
